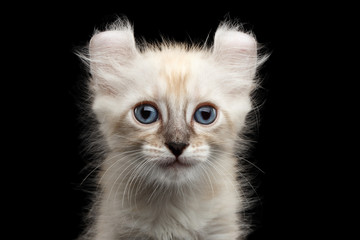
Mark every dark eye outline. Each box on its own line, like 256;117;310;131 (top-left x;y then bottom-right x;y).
194;105;217;125
133;103;159;124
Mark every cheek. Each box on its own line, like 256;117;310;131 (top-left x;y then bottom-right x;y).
106;111;162;150
136;129;169;159
183;142;210;162
191;116;237;153
141;134;166;154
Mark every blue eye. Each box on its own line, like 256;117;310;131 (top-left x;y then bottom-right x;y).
134;104;159;124
194;106;217;125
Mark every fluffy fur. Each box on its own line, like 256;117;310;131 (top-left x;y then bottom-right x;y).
77;18;267;240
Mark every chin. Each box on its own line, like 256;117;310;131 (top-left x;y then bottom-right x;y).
150;157;201;186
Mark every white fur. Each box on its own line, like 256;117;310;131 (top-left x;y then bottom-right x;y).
77;18;267;240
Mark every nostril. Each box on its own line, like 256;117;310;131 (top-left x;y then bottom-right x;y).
166;142;189;157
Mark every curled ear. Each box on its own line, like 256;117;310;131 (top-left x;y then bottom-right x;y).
213;24;258;79
88;22;139;95
89;29;138;66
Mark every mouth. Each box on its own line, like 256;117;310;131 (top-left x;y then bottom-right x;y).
159;158;194;169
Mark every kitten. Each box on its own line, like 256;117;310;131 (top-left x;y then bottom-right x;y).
77;18;266;240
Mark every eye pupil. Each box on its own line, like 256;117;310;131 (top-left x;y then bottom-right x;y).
201;111;211;120
194;105;217;125
134;104;158;124
141;108;151;119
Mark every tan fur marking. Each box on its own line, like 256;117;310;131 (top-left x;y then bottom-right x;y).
159;50;191;98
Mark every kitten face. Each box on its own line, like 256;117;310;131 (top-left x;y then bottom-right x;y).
86;24;258;185
126;59;220;184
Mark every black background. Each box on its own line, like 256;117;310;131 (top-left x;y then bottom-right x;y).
7;2;351;240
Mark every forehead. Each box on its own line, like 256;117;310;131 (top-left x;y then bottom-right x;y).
159;50;191;94
150;49;207;100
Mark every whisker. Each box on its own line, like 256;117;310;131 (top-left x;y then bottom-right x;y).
134;160;158;200
119;155;149;207
125;157;152;206
208;155;262;206
114;134;152;145
198;163;215;198
80;149;142;186
106;154;145;202
147;179;162;204
210;149;265;174
205;157;243;202
98;151;143;189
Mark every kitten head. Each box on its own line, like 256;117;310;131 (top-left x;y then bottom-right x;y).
82;20;262;186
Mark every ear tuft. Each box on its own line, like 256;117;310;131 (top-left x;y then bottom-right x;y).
213;24;258;79
214;28;257;55
87;21;138;96
89;30;137;60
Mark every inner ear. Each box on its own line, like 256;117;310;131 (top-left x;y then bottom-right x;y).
89;30;138;63
213;27;258;77
88;27;139;96
213;26;257;57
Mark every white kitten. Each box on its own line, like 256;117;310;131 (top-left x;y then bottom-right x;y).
77;18;266;240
